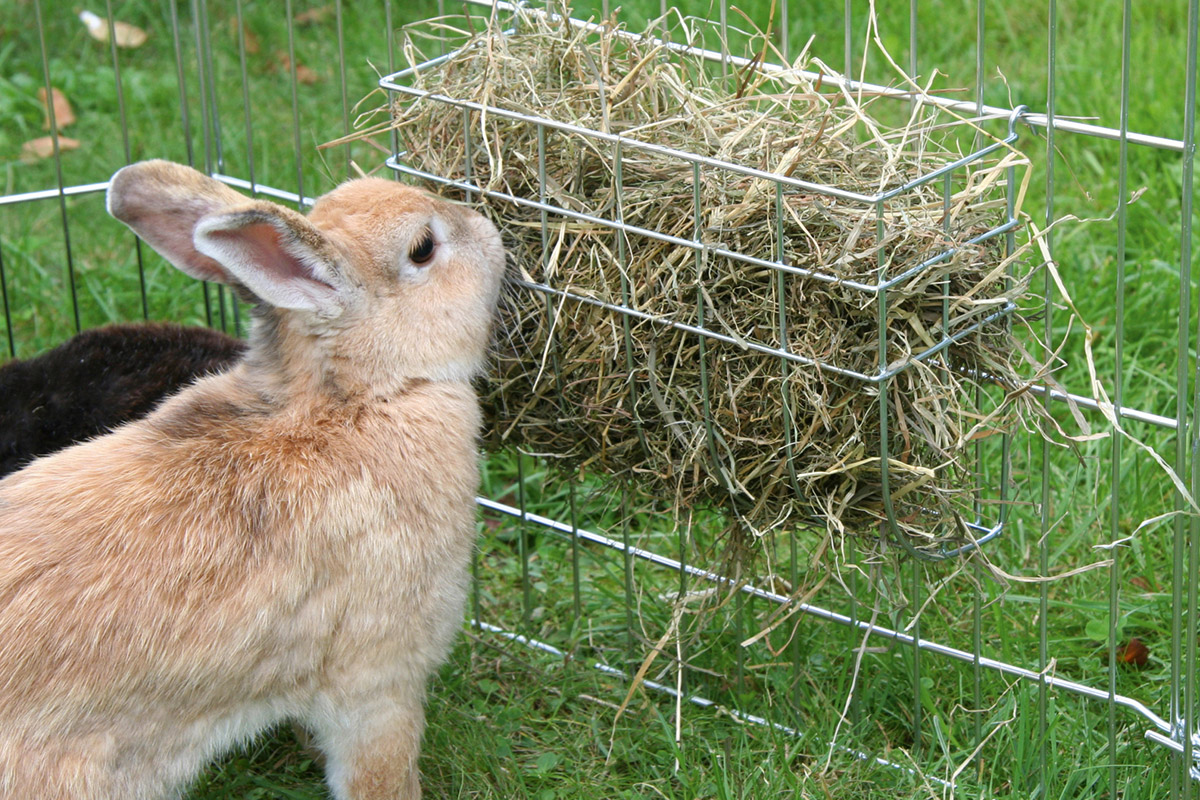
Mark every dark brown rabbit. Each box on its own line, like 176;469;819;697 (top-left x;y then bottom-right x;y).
0;322;245;478
0;160;507;799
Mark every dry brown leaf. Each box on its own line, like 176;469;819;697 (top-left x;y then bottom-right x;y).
273;52;321;85
38;88;76;130
22;136;81;160
79;10;148;48
295;64;319;85
226;18;260;55
294;4;334;25
1116;638;1151;668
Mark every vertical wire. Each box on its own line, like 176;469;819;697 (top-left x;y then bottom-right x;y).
33;0;80;336
776;183;801;505
516;453;532;634
677;514;688;705
230;0;254;339
386;1;400;177
845;0;859;733
780;0;789;63
844;0;852;80
336;0;352;179
774;181;804;725
615;142;650;459
973;0;987;762
0;245;13;358
909;0;918;83
462;107;475;205
1173;0;1200;795
168;0;195;167
1107;0;1133;795
104;0;147;321
1182;0;1200;792
907;4;916;758
1040;0;1058;794
569;482;581;625
235;0;257;193
910;558;923;757
693;165;734;502
191;0;213;175
285;0;306;208
718;0;729;83
735;581;745;698
622;484;635;664
188;0;213;328
197;0;223;172
194;0;228;332
472;509;483;633
941;171;956;759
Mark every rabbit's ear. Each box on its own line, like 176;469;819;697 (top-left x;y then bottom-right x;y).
107;160;249;286
193;205;347;316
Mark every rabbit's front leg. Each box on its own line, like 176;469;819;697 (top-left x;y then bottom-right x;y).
310;693;426;800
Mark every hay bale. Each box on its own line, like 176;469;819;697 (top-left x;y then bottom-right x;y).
388;5;1033;556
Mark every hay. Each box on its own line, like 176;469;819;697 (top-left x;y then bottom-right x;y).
387;5;1034;556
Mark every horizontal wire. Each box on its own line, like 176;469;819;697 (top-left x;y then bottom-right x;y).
470;618;970;793
449;0;1187;153
476;494;1179;742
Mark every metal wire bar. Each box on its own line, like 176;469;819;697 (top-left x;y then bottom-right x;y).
614;141;652;459
191;0;212;174
474;495;1189;750
516;453;532;633
284;0;306;208
103;0;148;320
233;0;258;194
385;69;1025;209
1108;0;1134;793
568;481;582;625
1183;0;1200;789
336;0;352;180
389;150;1021;298
168;0;195;167
1039;0;1058;792
33;0;80;336
451;0;1189;153
197;0;222;172
387;2;401;174
0;245;13;359
469;618;967;793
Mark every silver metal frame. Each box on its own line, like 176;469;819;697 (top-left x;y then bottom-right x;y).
3;0;1198;793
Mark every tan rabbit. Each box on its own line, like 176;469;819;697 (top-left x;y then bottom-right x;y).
0;160;507;799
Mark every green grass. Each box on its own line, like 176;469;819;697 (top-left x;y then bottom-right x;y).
2;0;1198;798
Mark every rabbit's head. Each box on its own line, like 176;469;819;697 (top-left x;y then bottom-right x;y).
107;161;506;394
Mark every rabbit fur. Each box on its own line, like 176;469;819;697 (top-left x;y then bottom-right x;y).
0;322;245;479
0;160;507;799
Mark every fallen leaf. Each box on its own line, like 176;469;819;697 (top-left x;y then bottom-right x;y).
1117;637;1150;668
294;4;334;25
273;51;321;85
1129;575;1152;592
38;87;76;130
295;64;319;85
79;9;148;48
22;136;81;160
226;18;260;55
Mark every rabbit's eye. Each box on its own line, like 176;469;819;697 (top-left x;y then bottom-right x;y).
409;230;436;266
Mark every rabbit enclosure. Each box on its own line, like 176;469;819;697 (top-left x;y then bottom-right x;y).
2;0;1199;798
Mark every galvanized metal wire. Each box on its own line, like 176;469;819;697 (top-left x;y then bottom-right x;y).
1;0;1198;793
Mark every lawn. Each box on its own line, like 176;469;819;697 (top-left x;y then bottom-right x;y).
1;0;1197;798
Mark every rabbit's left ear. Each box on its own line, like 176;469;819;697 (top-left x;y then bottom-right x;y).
194;205;350;317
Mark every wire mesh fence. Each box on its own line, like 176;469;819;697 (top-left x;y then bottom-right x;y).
1;0;1198;796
